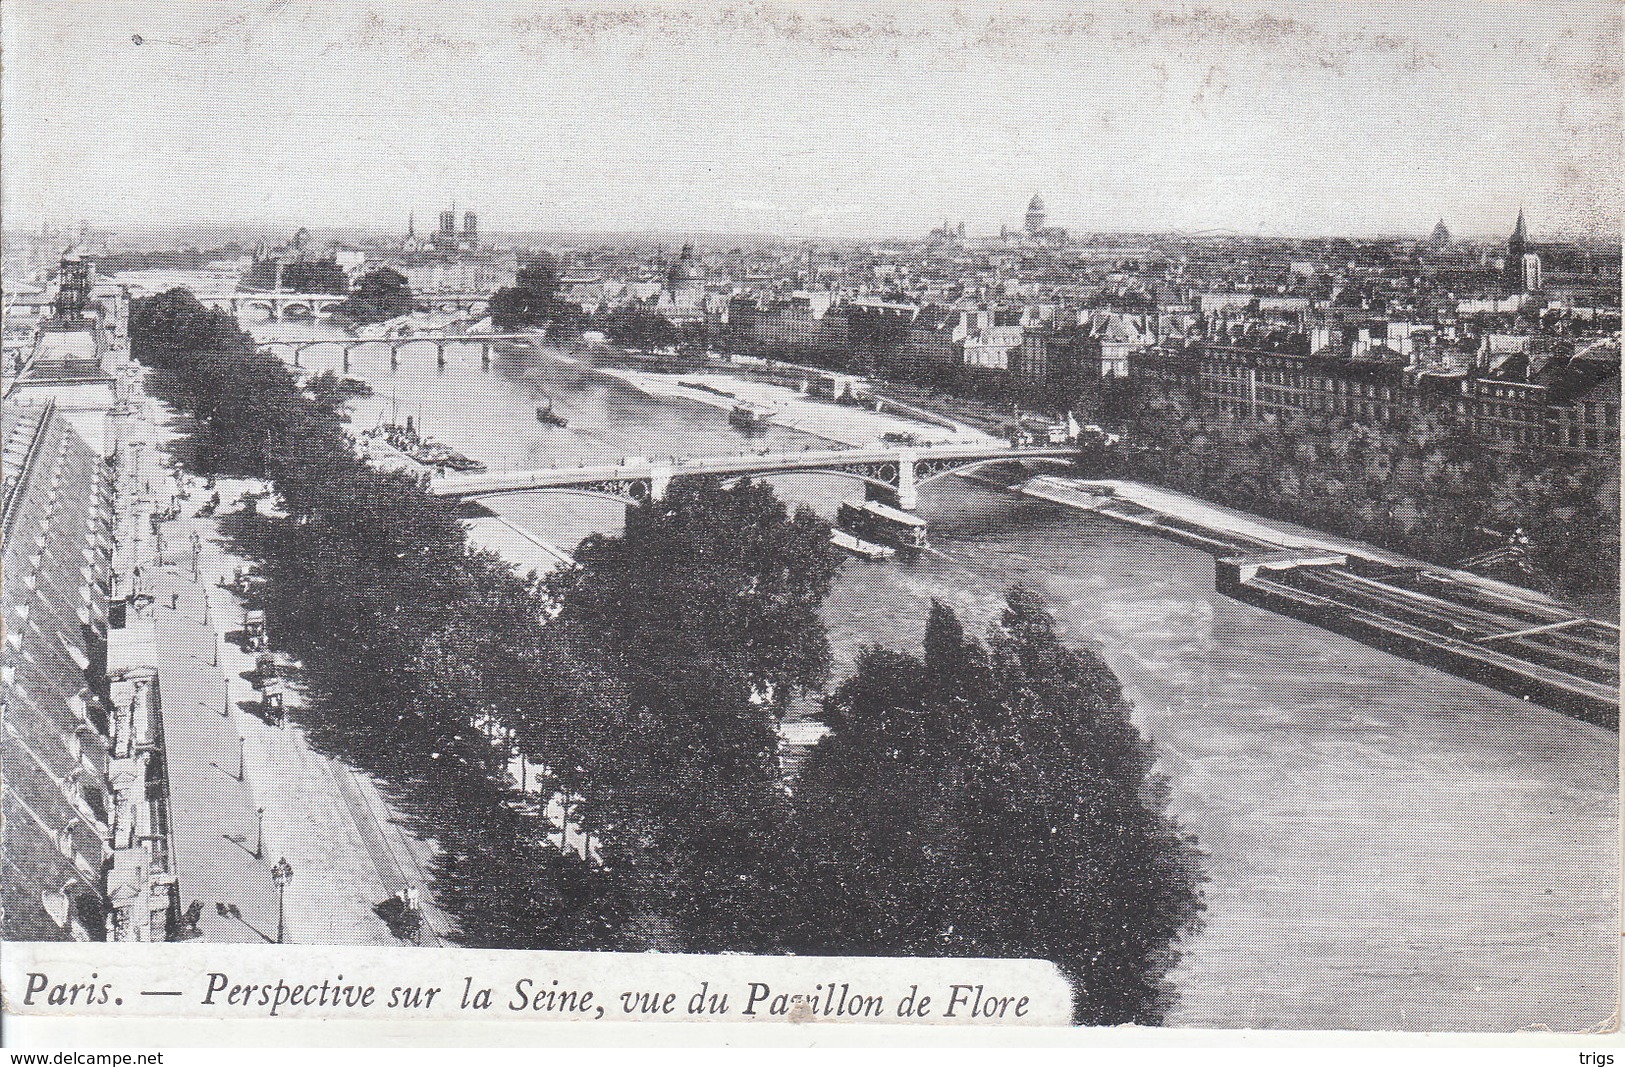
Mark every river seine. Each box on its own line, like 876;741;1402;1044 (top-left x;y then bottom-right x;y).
255;323;1617;1031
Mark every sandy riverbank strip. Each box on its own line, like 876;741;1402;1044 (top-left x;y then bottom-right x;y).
464;513;575;576
546;345;999;449
1023;475;1585;616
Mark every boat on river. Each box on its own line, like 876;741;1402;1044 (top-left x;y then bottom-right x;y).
830;528;896;561
432;450;486;473
729;402;772;431
372;420;486;473
836;499;928;552
680;380;736;399
535;399;569;427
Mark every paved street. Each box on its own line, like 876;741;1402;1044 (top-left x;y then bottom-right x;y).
135;384;455;948
146;563;280;944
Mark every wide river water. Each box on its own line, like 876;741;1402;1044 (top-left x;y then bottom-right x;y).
256;323;1618;1031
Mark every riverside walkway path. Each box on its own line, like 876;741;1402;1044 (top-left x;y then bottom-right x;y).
119;397;279;944
135;379;454;947
146;566;281;944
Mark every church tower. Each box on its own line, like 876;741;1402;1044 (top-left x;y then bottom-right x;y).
1506;208;1527;282
1025;194;1047;235
1506;208;1538;291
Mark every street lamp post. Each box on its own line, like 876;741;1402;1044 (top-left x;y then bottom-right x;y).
271;857;293;944
255;806;265;859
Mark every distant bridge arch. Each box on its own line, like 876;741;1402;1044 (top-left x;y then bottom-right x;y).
256;331;542;368
913;453;1075;488
186;291;346;320
489;481;654;508
187;289;485;321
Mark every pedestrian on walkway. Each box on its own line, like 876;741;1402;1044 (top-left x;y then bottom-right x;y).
170;592;179;610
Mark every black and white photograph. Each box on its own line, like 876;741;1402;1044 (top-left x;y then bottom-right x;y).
1;0;1619;1048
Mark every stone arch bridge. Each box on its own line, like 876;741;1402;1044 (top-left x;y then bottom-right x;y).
258;332;540;370
196;291;491;320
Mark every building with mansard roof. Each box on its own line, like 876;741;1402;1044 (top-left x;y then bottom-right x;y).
0;400;134;940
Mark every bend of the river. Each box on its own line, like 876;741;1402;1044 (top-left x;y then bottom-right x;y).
255;322;1619;1032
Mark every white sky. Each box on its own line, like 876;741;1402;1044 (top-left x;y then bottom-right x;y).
3;0;1620;239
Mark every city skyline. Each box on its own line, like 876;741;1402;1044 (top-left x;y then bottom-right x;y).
3;0;1621;241
8;203;1609;248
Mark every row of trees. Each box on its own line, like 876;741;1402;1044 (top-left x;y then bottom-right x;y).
1094;382;1620;605
130;288;1204;1023
132;288;616;944
241;256;349;295
488;254;584;335
489;253;678;350
594;303;680;351
731;310;1618;605
331;267;417;325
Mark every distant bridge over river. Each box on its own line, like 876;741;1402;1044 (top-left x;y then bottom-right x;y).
258;332;541;369
193;290;492;320
428;443;1083;511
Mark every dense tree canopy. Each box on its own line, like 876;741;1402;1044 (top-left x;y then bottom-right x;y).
304;370;373;417
130;288;343;476
489;252;580;333
241;257;349;295
516;254;561;296
553;478;838;704
132;288;606;941
1100;386;1620;605
546;479;840;949
334;267;416;325
595;302;679;351
791;589;1206;1025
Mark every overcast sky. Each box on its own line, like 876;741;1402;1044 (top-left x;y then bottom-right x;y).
3;0;1619;239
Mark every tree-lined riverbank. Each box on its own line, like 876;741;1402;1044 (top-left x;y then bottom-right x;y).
236;308;1619;1030
712;333;1620;612
132;288;1205;1025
